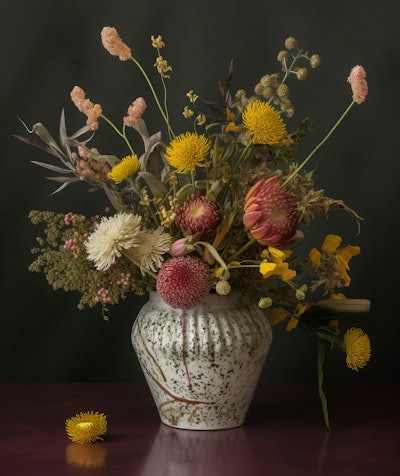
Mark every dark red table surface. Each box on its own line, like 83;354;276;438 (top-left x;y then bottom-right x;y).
1;382;399;476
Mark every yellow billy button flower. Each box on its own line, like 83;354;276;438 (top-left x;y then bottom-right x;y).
108;154;140;184
242;99;287;145
165;132;211;174
343;327;371;371
65;411;107;444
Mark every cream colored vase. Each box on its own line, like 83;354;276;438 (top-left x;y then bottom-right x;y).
131;292;272;430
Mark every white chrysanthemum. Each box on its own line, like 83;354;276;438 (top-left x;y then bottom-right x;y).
126;227;171;275
85;213;142;270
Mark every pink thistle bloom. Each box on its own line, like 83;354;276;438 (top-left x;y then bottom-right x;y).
70;86;102;130
156;255;211;309
101;26;131;61
123;97;147;127
347;65;368;104
243;175;302;248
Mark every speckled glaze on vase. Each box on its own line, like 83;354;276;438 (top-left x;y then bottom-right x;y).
132;292;273;430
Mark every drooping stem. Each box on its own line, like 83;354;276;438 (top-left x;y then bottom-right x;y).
99;114;135;154
130;56;175;139
282;100;356;187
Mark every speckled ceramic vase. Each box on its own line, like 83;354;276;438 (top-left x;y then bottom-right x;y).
131;292;273;430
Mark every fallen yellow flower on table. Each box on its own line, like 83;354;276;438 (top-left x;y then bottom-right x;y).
65;411;107;444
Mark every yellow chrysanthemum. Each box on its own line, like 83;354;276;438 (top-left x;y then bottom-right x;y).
344;327;371;371
165;132;211;174
242;99;287;145
108;154;140;183
65;411;107;444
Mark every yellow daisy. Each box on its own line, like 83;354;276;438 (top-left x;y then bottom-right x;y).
65;411;107;444
108;154;140;183
242;99;287;145
165;132;211;174
344;327;371;371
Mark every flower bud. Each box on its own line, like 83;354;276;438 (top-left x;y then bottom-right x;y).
216;280;231;296
284;37;297;50
310;54;321;69
296;67;308;81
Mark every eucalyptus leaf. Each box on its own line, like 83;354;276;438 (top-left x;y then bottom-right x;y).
13;134;63;159
137;171;166;198
45;176;81;183
59;109;70;156
31;160;75;173
32;123;66;157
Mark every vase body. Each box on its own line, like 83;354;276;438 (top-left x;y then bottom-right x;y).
132;292;272;430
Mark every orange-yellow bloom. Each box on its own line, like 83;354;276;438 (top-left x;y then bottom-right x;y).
242;100;287;145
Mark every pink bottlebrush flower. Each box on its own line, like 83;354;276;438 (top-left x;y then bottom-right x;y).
123;97;147;127
243;175;302;247
156;255;211;309
175;196;221;237
101;26;131;61
70;86;102;130
347;65;368;104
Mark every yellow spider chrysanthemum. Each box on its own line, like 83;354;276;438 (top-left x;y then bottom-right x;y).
165;132;211;174
65;411;107;444
242;99;287;145
108;154;140;184
344;327;371;371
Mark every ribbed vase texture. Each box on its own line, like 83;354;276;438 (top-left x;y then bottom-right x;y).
132;292;273;430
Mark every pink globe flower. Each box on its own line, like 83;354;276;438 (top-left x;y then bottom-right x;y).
156;256;211;309
243;175;302;247
175;196;221;237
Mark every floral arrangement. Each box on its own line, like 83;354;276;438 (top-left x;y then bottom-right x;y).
16;28;371;427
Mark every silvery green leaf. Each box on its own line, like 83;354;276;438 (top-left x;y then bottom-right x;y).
134;120;150;151
48;182;70;195
13;134;63;159
137;171;166;198
45;176;81;183
31;160;75;173
32;123;66;157
69;124;94;142
148;131;162;149
145;142;166;180
59;109;71;156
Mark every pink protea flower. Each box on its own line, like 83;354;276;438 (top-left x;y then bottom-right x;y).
243;175;302;247
347;65;368;104
156;256;211;309
101;26;132;61
175;196;221;236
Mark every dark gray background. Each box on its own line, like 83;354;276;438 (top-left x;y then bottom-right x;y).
1;0;398;383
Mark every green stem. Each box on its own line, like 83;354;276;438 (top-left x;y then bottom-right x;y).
282;100;356;187
317;340;331;430
100;114;134;154
130;56;175;139
227;237;257;264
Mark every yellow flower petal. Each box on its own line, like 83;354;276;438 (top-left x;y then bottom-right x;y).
309;247;321;267
268;307;290;326
339;245;360;263
268;246;287;264
322;234;342;253
259;262;277;276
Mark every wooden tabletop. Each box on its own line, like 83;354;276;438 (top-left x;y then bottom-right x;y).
1;382;398;475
